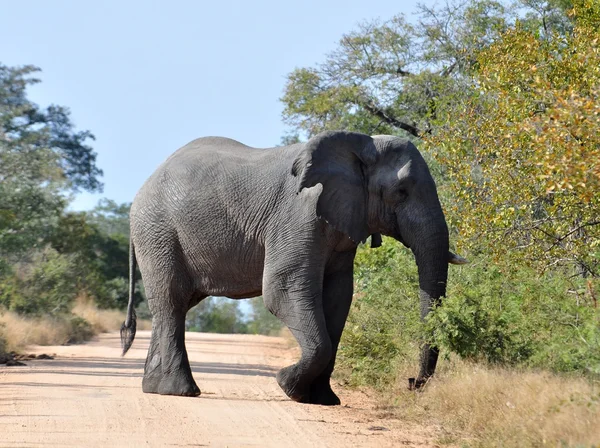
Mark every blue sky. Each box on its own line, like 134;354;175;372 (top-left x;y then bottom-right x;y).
1;0;428;210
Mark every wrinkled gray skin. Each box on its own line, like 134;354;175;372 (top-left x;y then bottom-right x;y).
121;130;465;405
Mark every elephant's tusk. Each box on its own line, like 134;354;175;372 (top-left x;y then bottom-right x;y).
448;251;469;265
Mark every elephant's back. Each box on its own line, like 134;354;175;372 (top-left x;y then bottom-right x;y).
130;135;299;235
129;136;302;298
147;136;295;186
164;136;293;166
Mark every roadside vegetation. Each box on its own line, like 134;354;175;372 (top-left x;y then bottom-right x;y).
185;296;282;335
283;0;599;445
0;65;279;351
1;0;598;445
0;63;139;351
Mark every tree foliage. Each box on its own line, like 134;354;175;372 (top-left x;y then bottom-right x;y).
185;297;282;336
282;0;598;276
283;0;599;382
0;65;102;191
281;1;512;138
431;0;600;275
246;297;282;335
186;297;249;334
282;1;578;140
0;64;142;318
0;64;102;269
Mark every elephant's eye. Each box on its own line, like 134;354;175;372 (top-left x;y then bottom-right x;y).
397;188;408;202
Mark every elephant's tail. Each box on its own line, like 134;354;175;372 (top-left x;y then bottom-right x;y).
120;238;137;356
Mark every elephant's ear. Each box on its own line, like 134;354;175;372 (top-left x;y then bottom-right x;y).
292;131;377;244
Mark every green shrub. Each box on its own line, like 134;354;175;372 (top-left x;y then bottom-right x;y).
0;323;6;356
92;276;129;310
528;295;600;376
338;238;422;386
65;315;94;344
2;248;81;316
433;262;600;376
338;237;600;388
428;265;536;365
186;297;248;334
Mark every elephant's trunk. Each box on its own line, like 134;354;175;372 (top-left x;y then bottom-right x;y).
411;226;449;389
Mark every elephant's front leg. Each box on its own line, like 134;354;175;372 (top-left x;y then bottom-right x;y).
309;252;354;406
263;267;332;404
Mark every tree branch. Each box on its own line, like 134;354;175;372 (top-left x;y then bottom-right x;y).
439;60;459;77
546;221;600;252
360;101;422;137
396;67;412;76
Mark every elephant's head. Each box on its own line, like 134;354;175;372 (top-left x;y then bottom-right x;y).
293;130;467;388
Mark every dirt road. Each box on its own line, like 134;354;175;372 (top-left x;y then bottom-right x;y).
0;331;437;447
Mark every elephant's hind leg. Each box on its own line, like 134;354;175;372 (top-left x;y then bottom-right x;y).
155;311;199;397
143;301;200;397
140;260;200;397
142;324;162;393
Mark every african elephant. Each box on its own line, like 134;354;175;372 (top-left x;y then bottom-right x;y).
121;130;466;405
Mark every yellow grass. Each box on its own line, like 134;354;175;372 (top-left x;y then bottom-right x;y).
0;312;74;351
387;358;600;447
0;298;150;352
71;297;151;333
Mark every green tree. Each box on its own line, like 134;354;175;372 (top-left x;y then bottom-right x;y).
0;248;81;315
186;297;248;334
45;209;135;310
0;64;102;269
0;64;143;316
430;0;600;275
281;0;579;141
246;297;282;335
87;199;131;237
281;1;511;139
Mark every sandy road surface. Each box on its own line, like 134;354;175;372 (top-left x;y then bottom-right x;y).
1;331;437;447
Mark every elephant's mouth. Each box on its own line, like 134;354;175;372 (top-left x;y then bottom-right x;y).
397;233;410;249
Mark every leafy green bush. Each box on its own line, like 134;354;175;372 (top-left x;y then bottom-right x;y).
338;238;422;386
434;262;600;376
93;277;128;310
0;323;7;356
429;264;536;365
184;297;283;336
1;248;81;316
338;237;600;389
65;315;94;344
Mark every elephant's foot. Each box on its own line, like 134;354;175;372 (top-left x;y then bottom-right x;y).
142;373;162;394
309;382;341;406
277;365;341;405
276;365;310;403
408;376;430;391
157;371;201;397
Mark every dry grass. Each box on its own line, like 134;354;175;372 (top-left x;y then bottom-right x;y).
0;298;151;352
72;299;125;333
0;312;78;351
386;357;600;447
71;297;151;333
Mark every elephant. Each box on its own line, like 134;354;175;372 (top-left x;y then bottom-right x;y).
120;130;467;405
